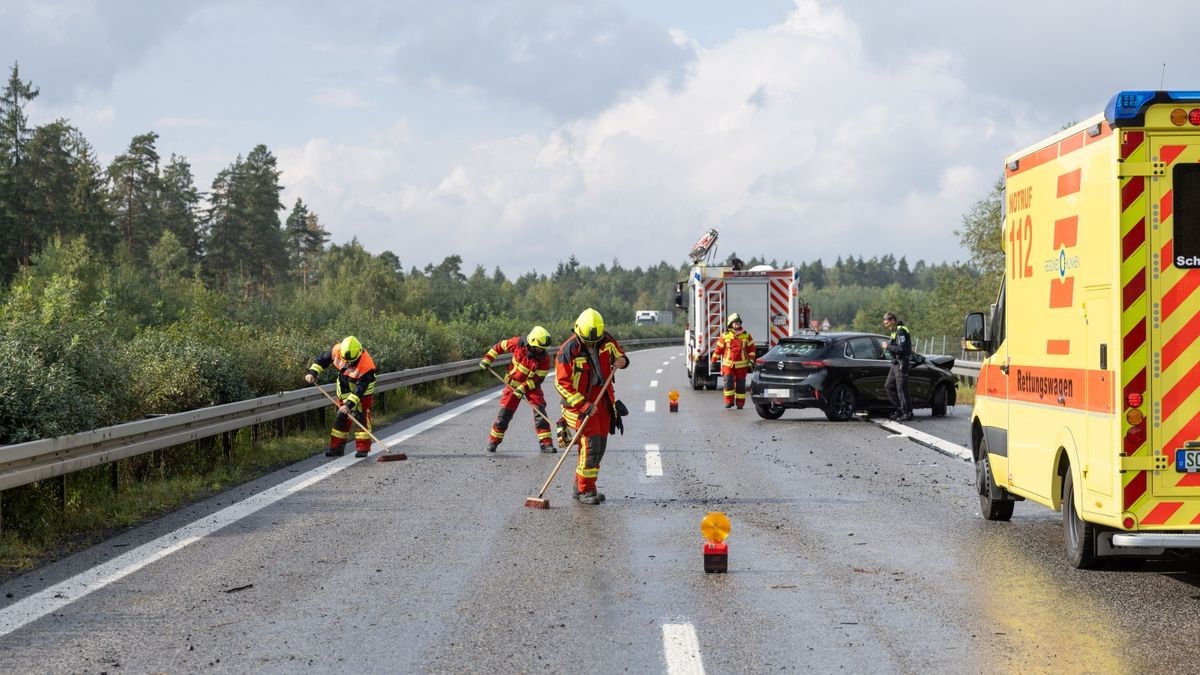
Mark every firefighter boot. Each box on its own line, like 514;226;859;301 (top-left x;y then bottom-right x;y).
325;446;345;457
486;442;498;453
354;450;369;458
539;440;556;454
573;484;606;502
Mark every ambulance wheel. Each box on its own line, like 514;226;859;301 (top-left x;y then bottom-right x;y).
755;403;785;420
930;384;948;417
823;384;857;421
691;368;705;391
976;448;1014;521
1063;470;1101;569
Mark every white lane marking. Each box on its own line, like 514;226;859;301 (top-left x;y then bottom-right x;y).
650;380;658;387
645;443;663;477
656;368;663;374
662;361;670;365
662;622;706;675
876;419;972;461
645;400;656;413
0;391;501;639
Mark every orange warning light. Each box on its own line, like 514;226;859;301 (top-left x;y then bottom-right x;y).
701;511;730;573
668;389;680;412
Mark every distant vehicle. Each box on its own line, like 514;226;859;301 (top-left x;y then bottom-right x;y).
634;310;659;325
749;331;957;421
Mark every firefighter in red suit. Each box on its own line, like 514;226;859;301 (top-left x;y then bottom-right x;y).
712;312;755;409
304;336;377;458
480;326;555;453
555;308;629;505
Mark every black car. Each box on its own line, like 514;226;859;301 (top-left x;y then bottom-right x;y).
749;331;957;421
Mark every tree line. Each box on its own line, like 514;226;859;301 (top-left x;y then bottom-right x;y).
0;61;1004;445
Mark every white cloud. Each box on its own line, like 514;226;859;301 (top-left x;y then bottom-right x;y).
278;0;1009;274
309;87;370;110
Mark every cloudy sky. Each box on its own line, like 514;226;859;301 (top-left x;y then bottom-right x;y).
3;0;1198;276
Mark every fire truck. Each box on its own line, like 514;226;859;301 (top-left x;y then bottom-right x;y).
964;91;1200;568
675;229;811;390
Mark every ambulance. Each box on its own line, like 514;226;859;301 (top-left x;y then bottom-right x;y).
964;91;1200;568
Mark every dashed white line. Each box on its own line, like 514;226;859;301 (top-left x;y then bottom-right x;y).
656;368;663;374
662;361;670;366
645;400;656;413
0;391;501;639
662;622;706;675
645;443;663;477
650;380;659;387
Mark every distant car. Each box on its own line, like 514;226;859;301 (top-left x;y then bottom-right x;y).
749;331;957;421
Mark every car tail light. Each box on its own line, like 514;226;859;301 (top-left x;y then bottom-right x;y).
800;360;830;368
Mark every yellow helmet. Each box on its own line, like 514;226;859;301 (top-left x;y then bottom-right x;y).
574;308;605;343
727;312;742;327
527;325;551;349
339;335;363;362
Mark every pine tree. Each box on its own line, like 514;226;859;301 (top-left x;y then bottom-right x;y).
106;132;162;261
158;154;202;264
0;62;40;279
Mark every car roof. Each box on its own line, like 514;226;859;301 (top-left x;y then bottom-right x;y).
783;331;884;341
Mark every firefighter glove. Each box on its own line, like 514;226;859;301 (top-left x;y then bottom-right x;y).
479;359;491;370
579;402;596;418
304;373;316;385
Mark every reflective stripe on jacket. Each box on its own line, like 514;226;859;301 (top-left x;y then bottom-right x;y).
713;330;755;369
309;343;378;404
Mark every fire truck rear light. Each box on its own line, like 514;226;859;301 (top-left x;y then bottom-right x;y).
1190;109;1200;126
1172;108;1188;126
1123;516;1135;529
1125;408;1145;425
1127;392;1143;408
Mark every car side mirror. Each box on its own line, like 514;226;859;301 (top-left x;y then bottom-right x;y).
962;312;989;352
674;281;686;310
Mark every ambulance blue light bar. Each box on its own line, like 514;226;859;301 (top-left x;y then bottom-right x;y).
1105;90;1200;127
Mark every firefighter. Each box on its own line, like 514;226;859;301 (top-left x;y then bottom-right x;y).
883;311;914;421
480;326;555;453
304;336;378;458
711;312;755;409
555;308;629;506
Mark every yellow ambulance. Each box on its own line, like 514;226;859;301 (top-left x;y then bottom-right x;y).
964;91;1200;568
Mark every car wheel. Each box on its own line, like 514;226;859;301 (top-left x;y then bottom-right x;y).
1063;470;1102;569
755;403;785;420
930;384;948;417
976;436;1014;521
823;384;857;421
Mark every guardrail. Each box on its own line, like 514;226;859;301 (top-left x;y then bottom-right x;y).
0;338;681;494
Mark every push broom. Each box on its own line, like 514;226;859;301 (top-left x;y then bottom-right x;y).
524;368;617;509
309;381;407;462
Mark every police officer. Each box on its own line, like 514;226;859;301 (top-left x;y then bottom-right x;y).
883;312;914;421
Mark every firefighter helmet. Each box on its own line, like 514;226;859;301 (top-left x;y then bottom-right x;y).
727;312;742;327
340;335;363;362
527;325;551;349
574;308;605;343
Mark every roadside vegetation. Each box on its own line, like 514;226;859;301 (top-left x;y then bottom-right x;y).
0;63;1003;575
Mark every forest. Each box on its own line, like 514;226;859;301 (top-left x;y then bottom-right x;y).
0;63;1003;445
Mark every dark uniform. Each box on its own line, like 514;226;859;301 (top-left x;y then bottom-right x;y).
884;314;913;420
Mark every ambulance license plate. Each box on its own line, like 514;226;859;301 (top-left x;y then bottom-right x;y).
1176;449;1200;473
764;389;791;399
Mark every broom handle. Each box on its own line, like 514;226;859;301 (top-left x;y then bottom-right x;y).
485;366;556;427
309;380;388;449
534;367;618;499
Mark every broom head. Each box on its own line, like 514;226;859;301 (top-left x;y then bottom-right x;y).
377;452;408;462
524;496;549;509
